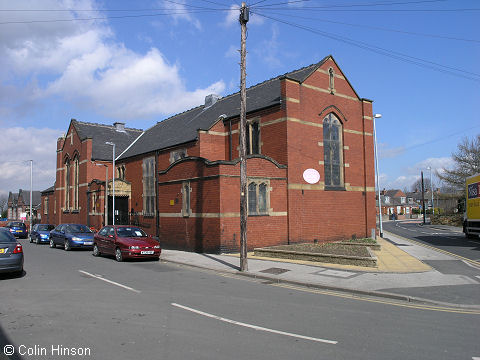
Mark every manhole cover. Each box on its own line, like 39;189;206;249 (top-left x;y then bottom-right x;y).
260;267;290;275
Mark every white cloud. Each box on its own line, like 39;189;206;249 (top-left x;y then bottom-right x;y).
45;47;225;118
378;143;405;159
382;156;454;190
0;127;61;194
407;157;454;175
255;24;282;68
384;175;419;191
0;0;226;120
161;0;202;30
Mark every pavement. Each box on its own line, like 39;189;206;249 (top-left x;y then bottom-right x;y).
160;225;480;309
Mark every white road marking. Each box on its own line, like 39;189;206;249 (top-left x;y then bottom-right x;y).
472;357;480;360
79;270;141;293
463;260;480;271
171;303;337;345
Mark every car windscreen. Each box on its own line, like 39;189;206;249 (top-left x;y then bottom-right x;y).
38;225;55;231
10;222;25;228
0;230;16;243
116;227;147;238
66;224;92;233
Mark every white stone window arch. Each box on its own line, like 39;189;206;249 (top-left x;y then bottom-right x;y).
323;113;344;188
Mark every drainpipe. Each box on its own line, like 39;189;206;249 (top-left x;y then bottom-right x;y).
229;119;233;161
86;185;91;228
155;150;160;237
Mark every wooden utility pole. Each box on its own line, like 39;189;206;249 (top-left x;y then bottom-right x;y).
239;2;249;271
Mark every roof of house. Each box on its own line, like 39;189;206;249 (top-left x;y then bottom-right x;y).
18;190;42;206
71;120;143;161
118;56;333;160
8;192;19;202
41;186;55;195
384;189;405;198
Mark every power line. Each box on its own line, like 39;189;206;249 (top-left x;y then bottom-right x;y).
251;0;310;8
394;125;480;152
260;11;480;44
252;0;448;9
0;9;222;25
251;6;480;12
197;0;235;7
248;0;273;6
252;11;480;82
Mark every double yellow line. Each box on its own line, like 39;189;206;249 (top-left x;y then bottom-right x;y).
272;283;480;315
385;230;480;268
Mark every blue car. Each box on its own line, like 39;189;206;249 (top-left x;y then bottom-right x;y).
49;224;94;251
30;224;55;244
0;228;24;275
5;221;28;239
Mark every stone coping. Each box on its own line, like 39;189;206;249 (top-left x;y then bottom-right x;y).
254;246;378;268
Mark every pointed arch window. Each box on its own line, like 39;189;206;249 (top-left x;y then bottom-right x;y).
73;156;79;210
323;113;344;188
64;158;70;209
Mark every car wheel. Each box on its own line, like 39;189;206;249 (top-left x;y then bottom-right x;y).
115;248;123;262
50;238;56;248
64;240;71;251
92;244;101;257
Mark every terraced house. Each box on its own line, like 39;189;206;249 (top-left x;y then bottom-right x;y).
42;55;377;253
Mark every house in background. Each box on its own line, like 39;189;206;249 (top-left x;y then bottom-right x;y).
379;189;416;219
42;55;378;253
7;189;42;222
40;185;55;225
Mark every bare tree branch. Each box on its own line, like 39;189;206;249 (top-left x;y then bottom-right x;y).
437;134;480;191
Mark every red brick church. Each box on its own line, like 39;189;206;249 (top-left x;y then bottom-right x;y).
42;55;377;253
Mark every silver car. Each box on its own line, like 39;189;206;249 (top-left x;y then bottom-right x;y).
0;228;24;276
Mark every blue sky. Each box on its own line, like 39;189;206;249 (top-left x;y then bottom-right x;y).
0;0;478;197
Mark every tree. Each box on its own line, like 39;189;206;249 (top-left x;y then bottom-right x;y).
437;134;480;191
410;177;432;193
0;195;7;218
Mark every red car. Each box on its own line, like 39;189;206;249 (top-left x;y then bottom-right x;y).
93;225;161;262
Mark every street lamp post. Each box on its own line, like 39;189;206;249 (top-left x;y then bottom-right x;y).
105;142;116;226
427;166;434;216
29;160;33;233
373;113;383;238
93;162;108;226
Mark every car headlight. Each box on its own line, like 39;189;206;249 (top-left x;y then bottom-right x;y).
9;228;14;232
72;237;82;241
154;245;160;249
129;246;140;250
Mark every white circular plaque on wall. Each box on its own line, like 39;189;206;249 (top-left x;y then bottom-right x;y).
303;169;320;184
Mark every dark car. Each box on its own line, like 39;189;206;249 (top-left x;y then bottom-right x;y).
5;221;28;239
0;228;24;275
30;224;55;244
93;225;161;262
49;224;94;251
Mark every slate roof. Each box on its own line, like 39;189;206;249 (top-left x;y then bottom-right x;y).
19;190;42;206
118;57;331;160
41;186;55;195
71;120;143;161
384;189;405;198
